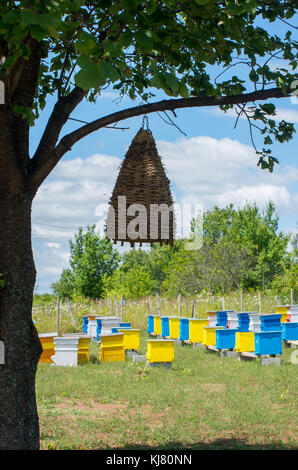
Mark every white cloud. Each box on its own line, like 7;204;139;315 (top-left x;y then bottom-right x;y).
217;185;291;211
157;135;297;213
274;108;298;123
46;242;60;249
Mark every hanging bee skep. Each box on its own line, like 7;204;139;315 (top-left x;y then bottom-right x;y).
105;127;175;247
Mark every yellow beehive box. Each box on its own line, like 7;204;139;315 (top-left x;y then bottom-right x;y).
78;337;90;364
153;316;162;336
274;306;288;322
203;326;225;346
117;329;140;351
280;312;288;323
39;333;57;364
146;339;175;363
99;333;125;362
235;332;255;352
169;317;180;339
189;319;209;343
62;334;91;364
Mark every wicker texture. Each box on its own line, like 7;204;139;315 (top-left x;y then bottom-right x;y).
105;127;175;246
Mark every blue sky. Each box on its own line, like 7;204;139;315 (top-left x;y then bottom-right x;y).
30;18;298;294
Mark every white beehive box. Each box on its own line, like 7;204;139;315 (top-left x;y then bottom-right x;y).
248;314;261;332
100;319;122;335
51;337;80;367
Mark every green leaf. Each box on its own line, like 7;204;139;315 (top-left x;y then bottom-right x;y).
99;62;120;82
74;63;105;90
164;73;179;95
135;31;153;50
13;106;35;126
30;24;47;41
178;82;189;98
249;70;259;82
260;103;276;115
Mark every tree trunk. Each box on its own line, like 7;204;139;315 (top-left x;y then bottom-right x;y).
0;192;42;450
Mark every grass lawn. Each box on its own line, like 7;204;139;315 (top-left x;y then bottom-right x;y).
37;333;298;450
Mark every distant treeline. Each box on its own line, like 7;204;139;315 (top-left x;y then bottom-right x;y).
49;202;297;301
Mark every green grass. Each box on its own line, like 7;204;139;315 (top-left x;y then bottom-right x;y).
36;332;298;450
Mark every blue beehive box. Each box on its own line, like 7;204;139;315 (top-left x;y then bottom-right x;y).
179;318;189;341
82;316;88;334
111;326;130;334
237;313;250;332
216;328;237;350
96;319;103;341
120;322;131;328
216;311;229;327
282;322;298;341
161;317;170;337
147;315;154;334
254;330;282;355
260;314;281;332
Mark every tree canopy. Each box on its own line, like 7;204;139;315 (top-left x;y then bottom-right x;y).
0;0;297;186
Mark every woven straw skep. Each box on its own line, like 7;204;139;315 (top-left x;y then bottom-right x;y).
105;127;175;246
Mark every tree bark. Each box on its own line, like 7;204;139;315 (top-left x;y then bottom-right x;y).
0;191;42;450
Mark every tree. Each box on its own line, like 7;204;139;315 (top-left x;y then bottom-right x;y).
225;202;290;287
52;226;120;299
0;0;297;449
271;225;298;299
103;264;156;299
165;202;289;295
51;268;75;300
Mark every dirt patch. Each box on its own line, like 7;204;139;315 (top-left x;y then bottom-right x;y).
55;398;129;414
200;383;226;392
128;405;166;428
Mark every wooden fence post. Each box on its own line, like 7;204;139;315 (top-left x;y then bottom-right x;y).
121;295;124;321
258;291;262;313
240;290;244;311
57;296;60;336
65;297;76;328
156;292;161;316
148;295;153;314
192;299;196;318
290;288;294;305
178;293;181;317
114;294;119;317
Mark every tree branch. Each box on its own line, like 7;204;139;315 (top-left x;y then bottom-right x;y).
31;86;87;168
29;86;289;190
